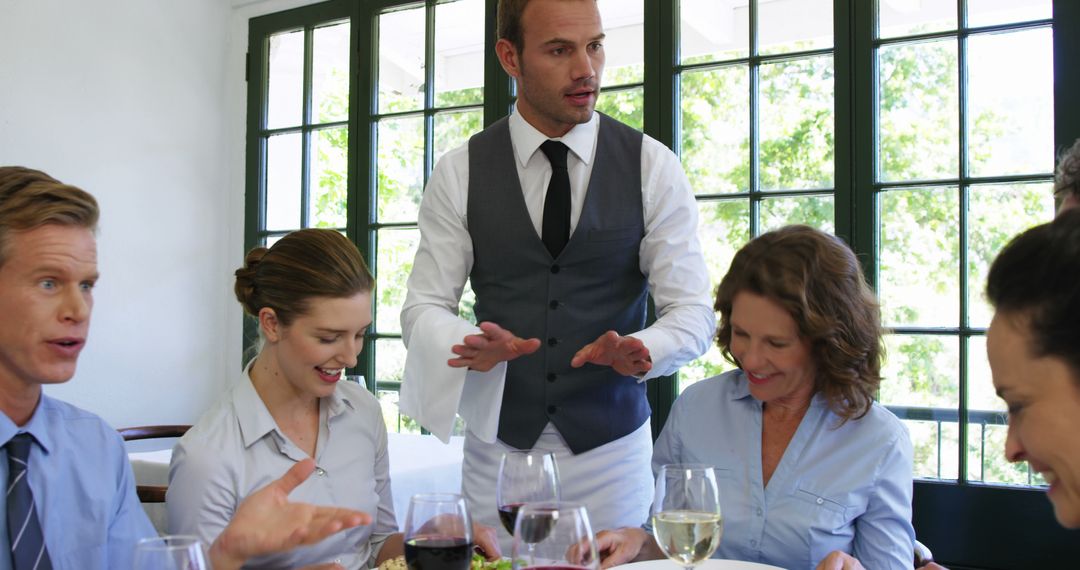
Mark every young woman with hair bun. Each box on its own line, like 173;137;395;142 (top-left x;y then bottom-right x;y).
167;229;499;569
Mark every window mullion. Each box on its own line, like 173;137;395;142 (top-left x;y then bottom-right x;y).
355;1;378;391
423;1;436;185
300;27;314;229
747;0;759;237
849;0;877;286
832;0;854;245
956;0;971;486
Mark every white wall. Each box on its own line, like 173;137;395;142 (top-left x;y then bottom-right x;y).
0;0;238;427
0;0;328;428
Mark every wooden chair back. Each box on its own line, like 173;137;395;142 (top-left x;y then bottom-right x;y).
118;425;191;503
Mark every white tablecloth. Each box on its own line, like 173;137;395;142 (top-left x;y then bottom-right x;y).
127;432;465;534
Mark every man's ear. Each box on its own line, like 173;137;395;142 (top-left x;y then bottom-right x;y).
259;307;282;343
495;38;522;79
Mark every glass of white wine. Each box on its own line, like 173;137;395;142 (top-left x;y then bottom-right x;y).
650;464;722;569
133;535;208;570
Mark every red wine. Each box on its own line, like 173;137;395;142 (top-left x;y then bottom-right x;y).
516;510;556;544
404;536;473;570
497;503;523;534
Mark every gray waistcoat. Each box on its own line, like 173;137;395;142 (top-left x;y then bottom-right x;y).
466;113;650;454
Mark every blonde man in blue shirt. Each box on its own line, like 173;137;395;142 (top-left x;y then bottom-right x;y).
0;166;368;570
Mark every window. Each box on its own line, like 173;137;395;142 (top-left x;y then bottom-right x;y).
675;0;837;393
871;0;1055;486
247;1;1079;562
370;0;487;433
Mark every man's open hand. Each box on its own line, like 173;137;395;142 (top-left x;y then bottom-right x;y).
448;322;541;372
571;331;652;377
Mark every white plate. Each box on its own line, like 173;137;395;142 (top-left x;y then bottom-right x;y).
617;559;785;570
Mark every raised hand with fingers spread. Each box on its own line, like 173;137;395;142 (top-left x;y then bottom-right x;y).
571;331;652;377
448;321;541;372
209;458;371;570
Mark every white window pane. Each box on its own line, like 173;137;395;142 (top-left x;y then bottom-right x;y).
680;0;748;64
967;0;1050;28
265;133;302;231
759;195;834;233
434;108;483;165
879;0;956;39
759;0;833;55
434;0;485;107
967;28;1054;177
375;228;419;335
309;127;348;229
312;21;351;124
697;200;750;290
879;187;960;327
376;115;425;223
267;30;304;128
598;0;643;85
595;87;643;131
759;55;834;190
680;66;750;195
379;7;426;113
878;39;959;183
966;183;1055;328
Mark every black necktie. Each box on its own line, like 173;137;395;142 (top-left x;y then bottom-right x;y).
6;434;52;570
540;140;571;258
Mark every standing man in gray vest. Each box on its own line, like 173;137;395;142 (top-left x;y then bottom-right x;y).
399;0;714;544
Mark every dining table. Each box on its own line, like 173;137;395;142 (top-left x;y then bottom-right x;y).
127;432;466;534
618;559;785;570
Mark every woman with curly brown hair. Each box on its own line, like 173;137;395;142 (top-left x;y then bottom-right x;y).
1054;138;1080;215
596;225;915;570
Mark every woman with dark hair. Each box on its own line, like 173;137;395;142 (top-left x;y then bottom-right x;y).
597;225;914;570
986;209;1080;528
166;229;498;568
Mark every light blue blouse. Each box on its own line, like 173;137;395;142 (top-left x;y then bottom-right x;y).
652;370;915;570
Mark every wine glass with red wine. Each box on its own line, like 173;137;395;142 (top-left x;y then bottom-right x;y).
404;493;474;570
511;502;598;570
496;450;560;537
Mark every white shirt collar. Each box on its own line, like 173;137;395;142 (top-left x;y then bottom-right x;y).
508;105;599;168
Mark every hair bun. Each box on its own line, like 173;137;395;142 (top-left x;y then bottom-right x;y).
234;246;269;315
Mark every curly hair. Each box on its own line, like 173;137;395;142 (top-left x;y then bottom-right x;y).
1055;138;1080;206
714;225;883;422
986;209;1080;382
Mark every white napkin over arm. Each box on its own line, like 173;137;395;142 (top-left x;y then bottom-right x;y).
399;308;506;443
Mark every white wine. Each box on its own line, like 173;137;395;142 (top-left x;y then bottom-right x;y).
651;510;723;567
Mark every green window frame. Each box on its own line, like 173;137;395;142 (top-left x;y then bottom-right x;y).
246;1;1080;565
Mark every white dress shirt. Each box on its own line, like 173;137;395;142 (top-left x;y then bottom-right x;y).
167;369;398;569
399;109;715;442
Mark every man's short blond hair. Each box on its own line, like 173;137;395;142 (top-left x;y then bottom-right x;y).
0;166;99;268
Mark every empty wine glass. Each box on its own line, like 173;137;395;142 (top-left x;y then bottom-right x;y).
403;493;474;570
511;502;597;570
650;464;723;569
496;450;560;536
133;535;208;570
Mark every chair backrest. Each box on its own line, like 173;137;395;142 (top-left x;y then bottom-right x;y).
118;425;191;503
